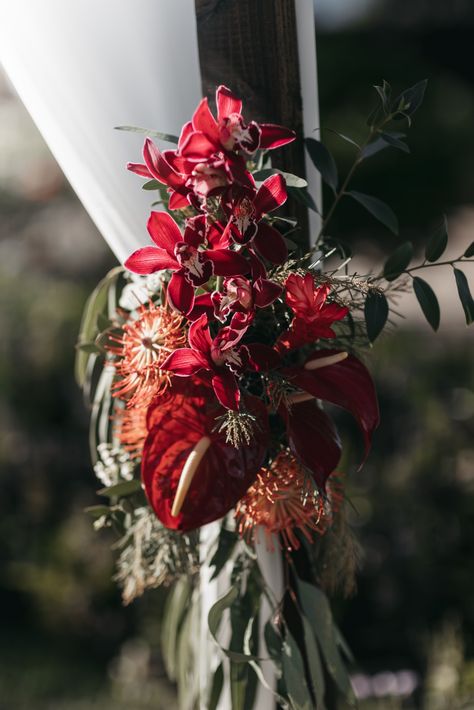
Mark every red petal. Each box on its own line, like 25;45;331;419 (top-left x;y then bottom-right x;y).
212;371;240;411
192;98;220;143
187;293;214;321
282;400;342;489
253;277;283;308
253;223;288;265
147;211;182;253
188;314;212;355
205;249;249;277
162;348;208;375
259;124;296;150
180;131;217;160
124;246;177;274
167;272;195;315
143;138;182;189
168;190;190;210
178;121;193;150
284;351;380;463
253;174;287;217
127;162;152;178
142;392;268;530
246;343;281;371
216;85;242;120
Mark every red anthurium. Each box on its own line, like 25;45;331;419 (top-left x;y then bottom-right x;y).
212;275;282;322
276;274;348;351
142;388;269;531
124;212;248;315
282;349;380;463
162;314;251;410
280;399;342;490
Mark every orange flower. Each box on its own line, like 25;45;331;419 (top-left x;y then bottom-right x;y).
107;302;186;408
114;405;149;459
235;450;343;551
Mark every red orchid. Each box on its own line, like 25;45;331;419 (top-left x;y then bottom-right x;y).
276;274;349;351
212;275;282;322
142;384;269;531
128;138;192;210
124;211;248;315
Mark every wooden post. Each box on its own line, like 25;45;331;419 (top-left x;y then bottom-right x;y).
195;0;310;250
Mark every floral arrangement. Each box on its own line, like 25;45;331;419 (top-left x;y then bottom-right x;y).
76;82;474;709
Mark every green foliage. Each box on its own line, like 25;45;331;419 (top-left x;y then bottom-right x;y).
425;217;448;262
383;241;413;280
413;276;440;331
454;268;474;325
305;137;339;193
364;291;389;343
114;125;179;143
349;190;398;234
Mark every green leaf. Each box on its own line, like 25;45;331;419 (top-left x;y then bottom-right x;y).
76;341;101;355
379;132;410;153
161;579;192;681
305;138;338;192
327;129;360;150
96;312;112;331
425;217;448;262
383;241;414;281
464;241;474;258
454;268;474;325
373;80;392;114
252;168;307;188
142;179;162;190
208;663;224;710
364;291;389;342
348;190;398;234
296;579;355;703
287;186;320;214
393;79;428;117
115;125;179;143
208;588;261;663
301;615;326;710
264;621;283;663
97;479;142;498
282;630;313;710
84;505;111;519
361;137;390;159
209;528;238;580
413;277;440;331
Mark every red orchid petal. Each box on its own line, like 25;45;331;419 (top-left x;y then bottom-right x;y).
246;343;281;371
127;162;152;178
225;154;256;189
205;249;249;277
253;277;283;308
168;191;190;210
147;211;183;253
192;97;220;143
282;400;342;490
143;138;183;189
248;250;268;280
275;318;337;353
167;272;195;315
181;131;217;160
162;348;209;375
259;124;296;150
142;391;268;530
178;121;193;150
163;150;194;175
283;350;380;463
187;293;214;321
216;85;242;120
212;371;240;410
253;174;287;217
253;223;288;265
124;246;178;274
188;314;213;355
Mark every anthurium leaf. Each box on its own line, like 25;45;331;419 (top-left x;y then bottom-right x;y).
413;277;440;331
301;615;326;710
252;168;308;189
383;241;413;280
209;528;238;580
282;630;313;710
305;138;338;192
364;291;389;342
348;190;398;234
425;217;448;262
296;579;355;704
97;479;142;498
287;186;320;213
464;241;474;258
454;268;474;325
142;179;162;190
115;125;179;143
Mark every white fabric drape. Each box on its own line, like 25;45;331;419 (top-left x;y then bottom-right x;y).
0;2;320;707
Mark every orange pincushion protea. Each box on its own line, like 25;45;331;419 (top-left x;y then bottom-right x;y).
235;450;343;551
114;405;149;459
108;302;186;408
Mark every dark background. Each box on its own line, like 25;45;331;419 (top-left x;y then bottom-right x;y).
1;2;473;707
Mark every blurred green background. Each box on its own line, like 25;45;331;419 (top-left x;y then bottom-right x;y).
1;2;473;708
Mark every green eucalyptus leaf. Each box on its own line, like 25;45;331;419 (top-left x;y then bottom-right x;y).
383;241;414;281
84;505;111;519
348;190;398;234
96;312;112;331
454;268;474;325
208;588;261;663
282;630;313;710
208;663;224;710
264;621;283;663
252;168;307;188
287;186;319;214
210;528;238;580
464;241;474;258
161;579;192;681
413;277;440;331
425;218;448;262
305;138;338;192
230;663;247;710
142;179;162;190
97;479;142;498
76;341;101;355
301;615;326;710
364;291;389;342
115;125;179;143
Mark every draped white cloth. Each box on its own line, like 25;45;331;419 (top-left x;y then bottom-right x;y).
0;2;320;707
